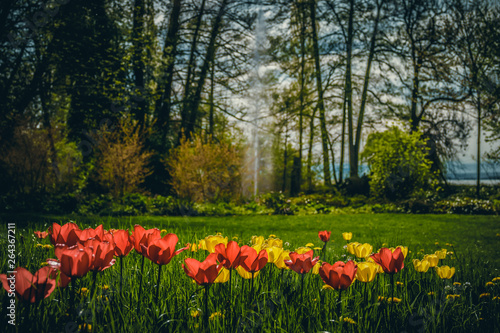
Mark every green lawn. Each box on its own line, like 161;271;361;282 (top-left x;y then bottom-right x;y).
4;213;499;266
0;213;499;332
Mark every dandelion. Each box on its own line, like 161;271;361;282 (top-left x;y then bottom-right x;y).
160;229;167;234
427;292;435;296
78;288;89;297
340;317;356;325
453;282;461;286
446;294;460;300
269;234;277;238
305;243;315;247
396;281;404;286
435;242;439;245
493;296;499;301
191;310;200;318
486;282;494;287
492;277;500;282
35;244;44;248
79;324;92;332
100;285;109;290
43;244;53;249
479;293;490;299
209;312;224;320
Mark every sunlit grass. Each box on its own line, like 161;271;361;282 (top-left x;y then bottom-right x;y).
0;213;499;332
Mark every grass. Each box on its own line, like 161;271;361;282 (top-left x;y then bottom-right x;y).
0;213;499;332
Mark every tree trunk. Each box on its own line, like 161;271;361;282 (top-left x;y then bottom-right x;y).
297;0;306;193
155;0;181;147
346;0;355;178
477;91;481;198
307;107;317;192
353;0;383;176
181;0;206;131
309;0;331;186
185;0;228;141
208;59;215;137
132;0;147;129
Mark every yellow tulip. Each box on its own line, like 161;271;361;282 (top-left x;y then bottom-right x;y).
435;249;447;260
295;246;312;254
274;250;291;269
342;232;353;241
251;235;265;247
346;242;361;255
413;259;430;273
265;246;284;264
312;261;322;275
252;244;263;252
236;266;260;279
366;257;383;274
423;254;439;267
190;243;198;252
214;267;230;283
389;246;408;258
435;266;455;279
198;239;207;251
354;243;373;258
204;235;228;253
356;262;378;282
265;238;283;248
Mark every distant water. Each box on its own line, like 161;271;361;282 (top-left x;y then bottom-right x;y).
331;162;500;185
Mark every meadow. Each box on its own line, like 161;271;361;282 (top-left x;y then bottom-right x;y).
0;213;499;332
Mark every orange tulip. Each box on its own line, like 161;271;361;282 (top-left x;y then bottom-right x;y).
183;253;222;286
111;230;134;257
142;233;188;266
284;250;320;274
78;225;105;242
132;225;161;255
58;245;92;278
319;260;357;291
0;267;57;303
370;247;405;274
240;246;268;273
83;239;116;272
49;222;80;247
34;231;49;239
215;241;248;269
318;231;331;242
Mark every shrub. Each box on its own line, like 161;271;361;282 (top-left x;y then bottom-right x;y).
362;127;439;200
166;135;242;203
92;118;152;198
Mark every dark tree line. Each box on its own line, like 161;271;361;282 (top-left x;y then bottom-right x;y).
0;0;499;203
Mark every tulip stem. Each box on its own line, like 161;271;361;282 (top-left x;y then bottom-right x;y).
390;273;395;321
337;290;342;318
321;242;327;261
301;273;305;304
138;255;145;309
203;285;210;329
155;264;163;304
120;256;123;295
251;272;255;302
92;271;98;300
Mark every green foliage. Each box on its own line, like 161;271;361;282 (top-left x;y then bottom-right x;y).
166;135;242;203
362;127;439;200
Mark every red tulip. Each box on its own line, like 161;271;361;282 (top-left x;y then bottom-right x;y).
49;222;80;247
239;246;268;273
112;230;134;257
132;225;161;255
215;241;248;270
284;250;320;274
83;239;116;272
78;225;104;242
318;230;331;242
45;259;71;288
34;231;49;239
183;253;221;286
370;247;404;274
0;267;57;303
142;233;188;266
319;260;357;291
58;245;92;278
